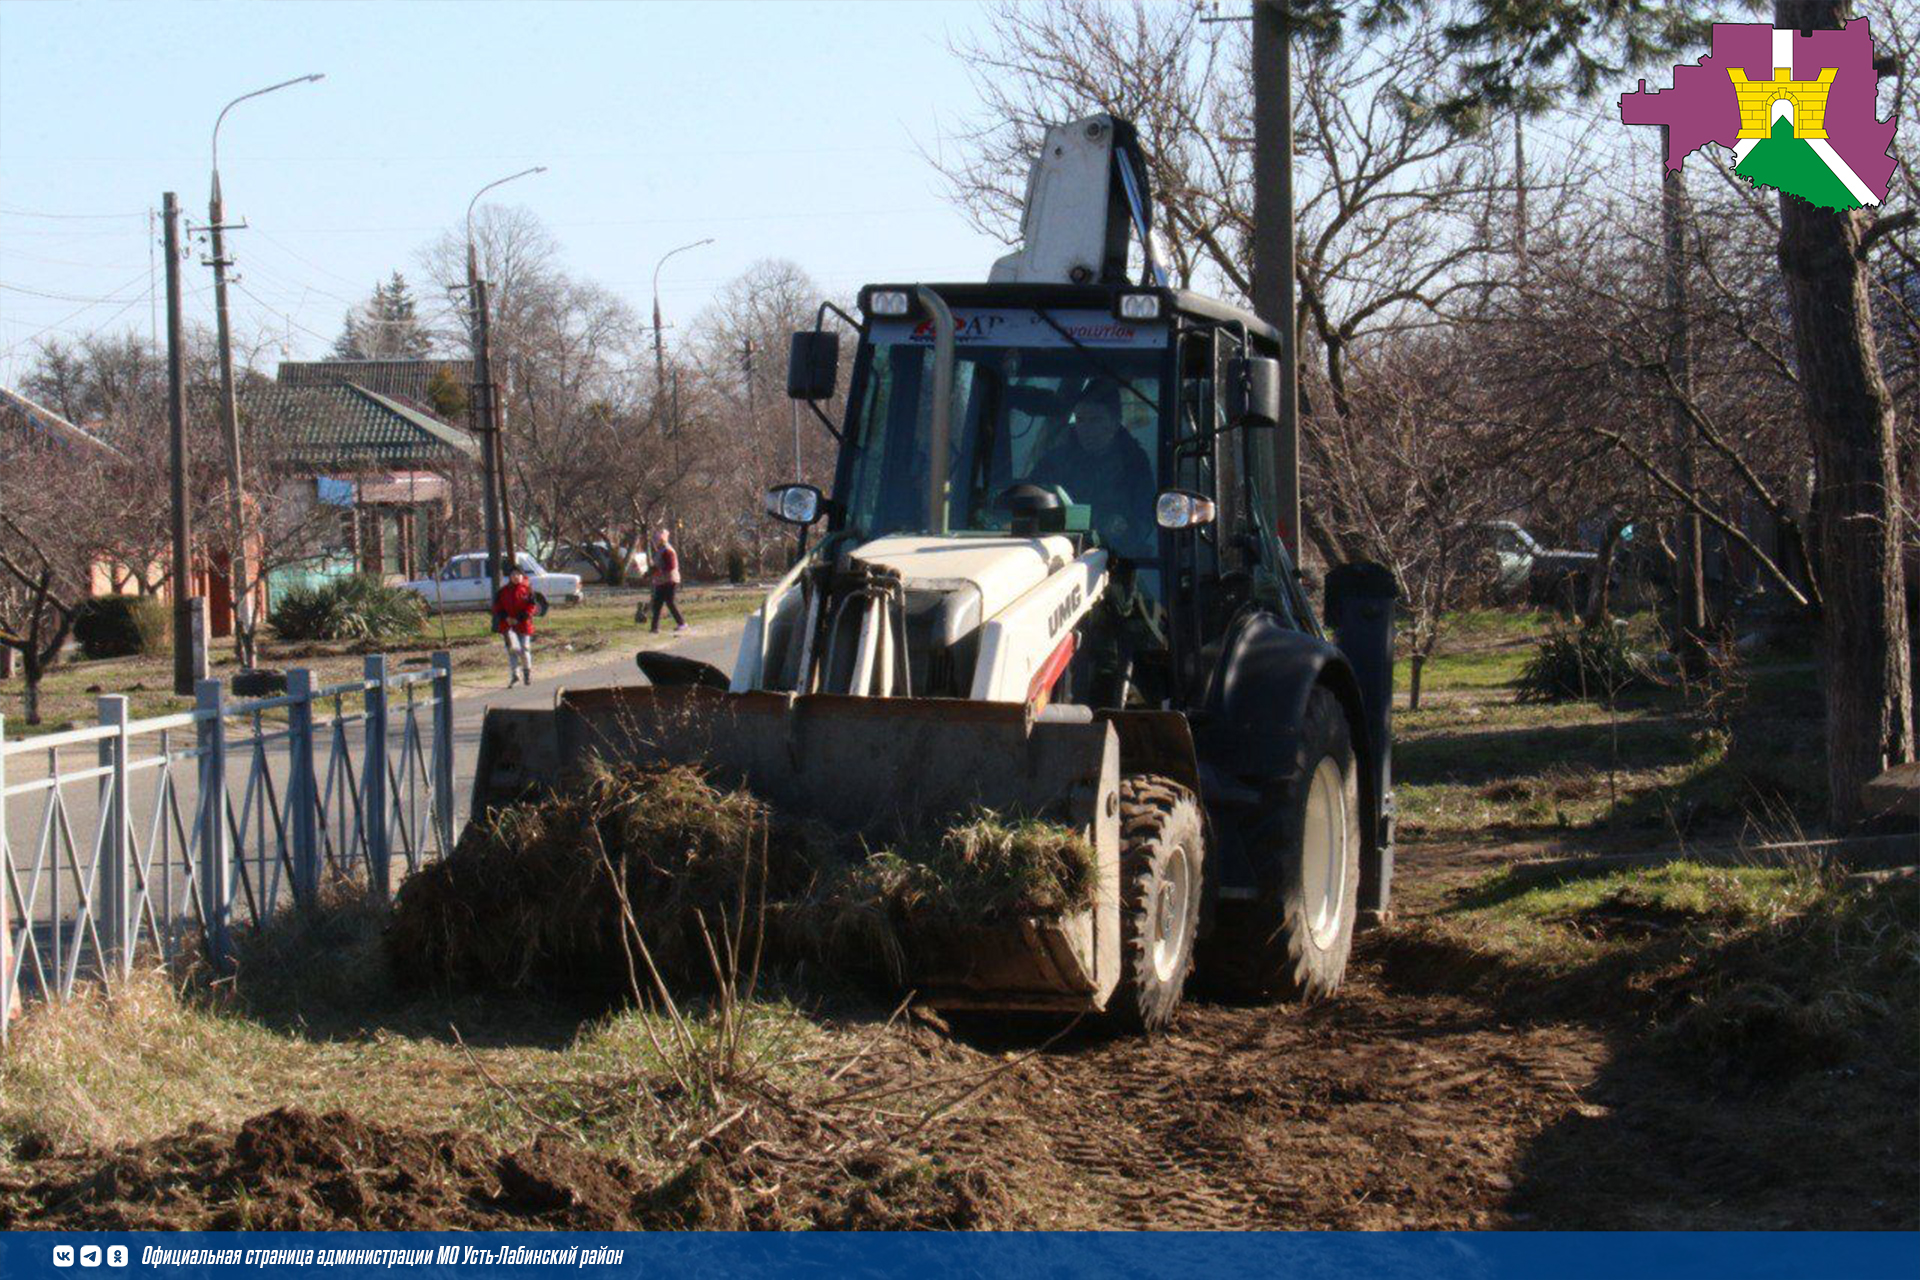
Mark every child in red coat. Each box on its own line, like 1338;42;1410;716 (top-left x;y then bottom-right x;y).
493;567;537;686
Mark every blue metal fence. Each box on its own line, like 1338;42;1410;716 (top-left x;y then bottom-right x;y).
0;652;454;1038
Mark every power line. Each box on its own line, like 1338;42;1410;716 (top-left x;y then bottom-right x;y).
0;279;155;303
0;205;146;221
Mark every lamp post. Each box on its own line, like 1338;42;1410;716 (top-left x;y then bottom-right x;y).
208;73;323;667
650;238;714;434
464;167;545;599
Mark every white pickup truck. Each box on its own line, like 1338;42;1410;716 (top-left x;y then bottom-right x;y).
403;553;584;615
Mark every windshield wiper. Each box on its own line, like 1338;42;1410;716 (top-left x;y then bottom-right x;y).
1030;307;1160;417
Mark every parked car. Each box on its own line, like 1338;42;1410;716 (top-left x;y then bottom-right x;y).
553;540;648;584
402;553;584;615
1471;521;1601;607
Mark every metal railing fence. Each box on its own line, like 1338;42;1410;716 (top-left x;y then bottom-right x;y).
1;652;454;1038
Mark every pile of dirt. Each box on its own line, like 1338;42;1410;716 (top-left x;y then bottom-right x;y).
0;1104;1014;1231
388;761;1095;1000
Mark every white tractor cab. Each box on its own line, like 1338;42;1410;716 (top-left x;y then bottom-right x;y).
472;115;1398;1031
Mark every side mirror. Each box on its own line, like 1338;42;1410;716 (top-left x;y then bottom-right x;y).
787;331;839;401
765;483;825;526
1155;489;1218;530
1223;355;1281;429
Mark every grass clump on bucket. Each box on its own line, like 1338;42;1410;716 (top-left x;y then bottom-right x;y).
388;760;1098;1003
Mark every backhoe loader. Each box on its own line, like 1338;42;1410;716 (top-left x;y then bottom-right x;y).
472;115;1398;1031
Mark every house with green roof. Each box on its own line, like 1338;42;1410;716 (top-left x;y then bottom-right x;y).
244;363;480;595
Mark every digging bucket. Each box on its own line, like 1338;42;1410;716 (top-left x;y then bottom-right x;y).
471;685;1124;1012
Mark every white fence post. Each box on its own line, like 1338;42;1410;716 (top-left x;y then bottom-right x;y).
196;679;232;970
1;713;13;1037
363;655;390;901
287;669;318;908
96;695;132;981
431;651;454;855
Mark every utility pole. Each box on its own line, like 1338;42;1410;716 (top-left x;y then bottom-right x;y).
205;74;324;669
1660;125;1707;672
470;275;507;598
164;193;197;697
1514;111;1529;281
1251;0;1299;556
463;166;544;597
205;173;253;667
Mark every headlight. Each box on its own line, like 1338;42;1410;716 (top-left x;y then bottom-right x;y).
865;289;911;317
1116;292;1162;321
1155;489;1218;530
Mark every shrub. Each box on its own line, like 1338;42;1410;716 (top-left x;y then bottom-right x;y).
72;594;170;659
269;575;425;642
1518;623;1653;702
726;547;748;585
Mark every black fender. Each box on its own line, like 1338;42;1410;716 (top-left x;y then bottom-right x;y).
1188;611;1384;909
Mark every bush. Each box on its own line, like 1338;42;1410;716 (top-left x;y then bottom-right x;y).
726;547;748;585
72;594;170;659
269;575;425;642
1517;623;1653;702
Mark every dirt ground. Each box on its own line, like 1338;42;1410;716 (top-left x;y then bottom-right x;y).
4;611;1911;1230
8;847;1911;1231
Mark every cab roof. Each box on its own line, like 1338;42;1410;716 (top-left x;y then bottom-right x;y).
858;282;1283;353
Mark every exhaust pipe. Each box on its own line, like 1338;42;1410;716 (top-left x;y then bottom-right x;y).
915;285;955;534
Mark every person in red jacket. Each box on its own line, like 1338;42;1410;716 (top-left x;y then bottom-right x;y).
643;526;687;633
493;566;537;686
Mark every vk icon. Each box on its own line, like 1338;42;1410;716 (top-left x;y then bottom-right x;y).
52;1245;75;1267
80;1246;102;1267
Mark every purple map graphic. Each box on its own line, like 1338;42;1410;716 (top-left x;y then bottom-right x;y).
1620;20;1896;200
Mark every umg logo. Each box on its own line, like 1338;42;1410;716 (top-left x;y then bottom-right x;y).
1048;585;1084;638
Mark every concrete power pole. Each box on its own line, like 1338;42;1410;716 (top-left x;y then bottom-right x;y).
469;270;507;599
204;74;322;668
164;192;197;696
1251;0;1300;557
205;173;254;667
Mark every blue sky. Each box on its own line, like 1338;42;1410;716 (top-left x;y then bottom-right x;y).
0;1;1012;383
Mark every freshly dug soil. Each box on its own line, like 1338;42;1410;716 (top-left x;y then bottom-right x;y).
0;1105;1012;1232
388;762;1096;1000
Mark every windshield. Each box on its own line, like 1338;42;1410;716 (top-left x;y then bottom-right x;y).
838;309;1167;560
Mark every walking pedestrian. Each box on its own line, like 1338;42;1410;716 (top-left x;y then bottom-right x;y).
493;566;537;686
642;526;687;633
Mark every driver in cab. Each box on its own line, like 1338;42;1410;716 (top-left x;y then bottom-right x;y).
1025;398;1155;553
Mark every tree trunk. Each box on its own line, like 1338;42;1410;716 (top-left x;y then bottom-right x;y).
1408;652;1426;712
22;656;41;725
1774;0;1916;829
1584;518;1626;627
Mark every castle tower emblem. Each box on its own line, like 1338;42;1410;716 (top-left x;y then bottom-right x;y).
1729;66;1837;139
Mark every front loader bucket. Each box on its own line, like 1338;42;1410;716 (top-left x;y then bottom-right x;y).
471;685;1123;1013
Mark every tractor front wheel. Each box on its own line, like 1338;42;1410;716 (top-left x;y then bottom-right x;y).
1110;775;1204;1033
1205;687;1361;1001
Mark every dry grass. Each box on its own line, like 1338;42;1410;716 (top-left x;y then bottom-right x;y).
388;761;1096;1003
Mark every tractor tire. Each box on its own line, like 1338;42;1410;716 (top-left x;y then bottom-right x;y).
1109;774;1205;1033
1205;687;1361;1002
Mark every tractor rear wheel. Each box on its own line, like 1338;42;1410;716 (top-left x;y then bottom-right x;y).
1205;687;1361;1001
1109;774;1204;1033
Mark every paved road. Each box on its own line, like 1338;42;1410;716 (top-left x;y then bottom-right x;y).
445;623;742;826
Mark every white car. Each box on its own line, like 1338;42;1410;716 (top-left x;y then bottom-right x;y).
404;553;584;615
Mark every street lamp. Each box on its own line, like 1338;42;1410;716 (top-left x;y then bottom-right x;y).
651;238;714;432
463;166;546;598
207;72;324;668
